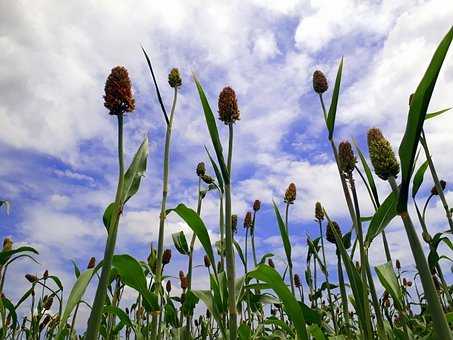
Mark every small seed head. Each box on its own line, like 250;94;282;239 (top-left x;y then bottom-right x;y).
204;255;211;268
168;68;182;88
200;174;214;185
253;200;261;212
244;211;252;229
43;270;49;280
162;249;172;265
431;180;446;195
87;257;96;269
166;280;172;293
338;140;356;175
268;258;275;268
326;221;341;244
315;202;324;221
294;274;301;288
104;66;135;115
25;274;38;283
313;70;328;94
231;214;238;233
396;259;401;270
367;128;400;180
196;162;206;177
284;183;297;204
43;296;53;310
2;237;13;252
218;86;240;124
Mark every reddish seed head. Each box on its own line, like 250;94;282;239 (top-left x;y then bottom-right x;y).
218;86;240;124
253;200;261;212
103;66;135;115
243;211;252;229
284;183;296;204
87;257;96;269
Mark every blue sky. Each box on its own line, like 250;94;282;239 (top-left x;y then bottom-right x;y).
1;0;453;327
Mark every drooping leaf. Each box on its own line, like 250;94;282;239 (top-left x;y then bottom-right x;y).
412;160;429;198
122;136;148;203
193;76;229;183
112;254;159;311
375;262;404;311
398;27;453;212
172;231;190;255
326;58;344;140
365;191;398;247
167;204;217;276
259;253;274;265
0;246;39;266
247;265;308;340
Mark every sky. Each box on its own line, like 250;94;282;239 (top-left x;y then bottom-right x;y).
1;0;453;329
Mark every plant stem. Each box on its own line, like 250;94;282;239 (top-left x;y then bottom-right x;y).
420;130;453;231
225;123;237;340
151;88;178;339
319;220;338;333
388;176;452;339
251;212;258;268
86;114;125;340
336;252;350;336
285;203;295;296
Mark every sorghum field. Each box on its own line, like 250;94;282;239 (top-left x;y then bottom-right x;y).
1;10;453;340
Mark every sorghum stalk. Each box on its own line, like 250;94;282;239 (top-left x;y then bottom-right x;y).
225;122;237;339
285;202;296;296
151;86;178;338
318;220;338;332
86;114;125;339
251;211;258;267
420;130;453;231
336;251;350;335
187;177;203;289
388;176;452;339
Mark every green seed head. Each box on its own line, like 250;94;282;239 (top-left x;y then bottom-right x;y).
168;68;182;88
338;140;356;175
367;128;400;180
218;86;240;124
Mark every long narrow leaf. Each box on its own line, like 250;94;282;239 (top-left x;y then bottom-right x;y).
272;200;292;267
365;191;398;247
327;58;344;140
412;160;429;198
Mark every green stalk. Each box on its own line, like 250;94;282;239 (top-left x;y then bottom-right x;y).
388;176;452;339
220;194;225;271
225;123;237;340
285;202;295;296
318;220;338;332
86;114;125;339
151;87;178;338
336;252;350;336
251;212;258;268
347;174;376;339
420;130;453;231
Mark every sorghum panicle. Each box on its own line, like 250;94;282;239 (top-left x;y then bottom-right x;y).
338;140;356;175
168;68;182;88
103;66;135;115
244;211;252;229
162;249;172;265
253;199;261;212
313;70;328;94
231;214;238;233
367;128;400;180
326;221;341;244
315;202;324;221
218;86;240;124
196;162;206;177
284;183;297;204
2;237;13;252
87;257;96;269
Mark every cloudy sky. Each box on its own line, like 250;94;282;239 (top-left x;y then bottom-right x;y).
1;0;453;328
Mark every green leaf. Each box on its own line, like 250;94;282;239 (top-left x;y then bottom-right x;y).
299;302;322;325
259;253;274;265
426;107;452;120
181;290;199;316
412;160;429;198
326;58;343;140
204;146;224;193
71;260;81;278
102;202;116;232
104;305;133;328
0;246;39;266
272;201;292;267
192;289;226;337
164;301;180;328
112;254;159;311
172;231;190;255
122;136;148;203
193;76;229;183
247;265;308;340
375;262;404;311
264;317;295;336
238;323;252;340
1;296;17;328
233;239;246;268
58;268;95;335
167;204;217;276
354;139;379;205
365;191;398;247
398;27;453;212
308;324;326;340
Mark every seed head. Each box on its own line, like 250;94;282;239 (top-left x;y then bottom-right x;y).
2;237;13;252
87;257;96;269
200;174;214;185
367;128;400;180
403;278;407;286
162;249;172;265
103;66;135;115
25;274;38;283
43;295;53;310
338;140;356;175
204;255;211;268
231;214;238;233
218;86;240;124
196;162;206;177
244;211;252;229
253;200;261;212
284;183;297;204
431;180;446;196
294;274;301;288
268;258;275;268
166;280;172;293
180;273;188;290
315;202;324;221
43;270;49;280
168;68;182;88
326;221;341;244
396;259;401;270
313;70;328;94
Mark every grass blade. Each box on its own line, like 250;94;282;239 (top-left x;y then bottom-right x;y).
327;58;344;140
412;160;429;198
365;191;398;247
